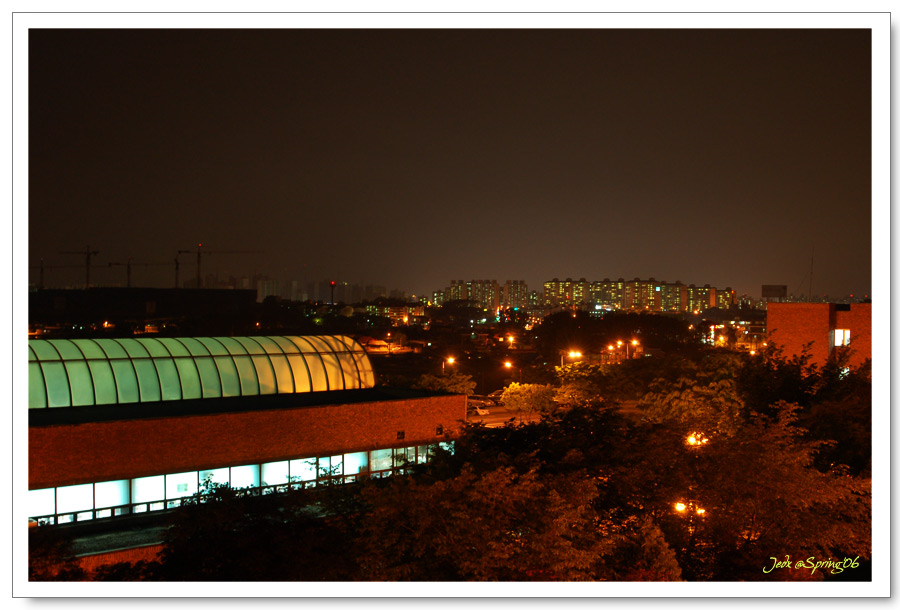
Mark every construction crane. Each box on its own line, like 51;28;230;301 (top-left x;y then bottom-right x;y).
29;259;82;290
58;246;100;289
107;258;174;288
177;244;261;288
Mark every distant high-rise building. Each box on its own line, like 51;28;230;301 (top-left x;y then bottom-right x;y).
590;278;626;310
501;280;529;309
660;281;688;312
543;278;589;308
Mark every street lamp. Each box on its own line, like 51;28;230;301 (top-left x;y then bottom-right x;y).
685;432;709;447
442;357;455;374
504;360;522;383
674;500;708;535
561;350;582;367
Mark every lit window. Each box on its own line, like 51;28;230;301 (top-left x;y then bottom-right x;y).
834;329;851;347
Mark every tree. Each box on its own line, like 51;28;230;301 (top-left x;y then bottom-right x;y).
501;382;557;415
413;371;476;395
665;403;870;580
355;464;614;581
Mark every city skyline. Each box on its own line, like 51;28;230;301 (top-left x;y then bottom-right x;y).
26;25;876;301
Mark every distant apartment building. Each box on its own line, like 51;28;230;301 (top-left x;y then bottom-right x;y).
590;278;626;310
587;278;729;313
365;304;426;326
543;278;590;308
766;302;872;369
501;280;530;309
660;281;688;312
433;280;503;310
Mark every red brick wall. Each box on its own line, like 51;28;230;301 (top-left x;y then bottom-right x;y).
834;303;872;368
30;394;466;489
77;544;163;574
767;303;872;369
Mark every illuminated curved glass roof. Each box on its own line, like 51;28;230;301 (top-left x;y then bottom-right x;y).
28;335;375;409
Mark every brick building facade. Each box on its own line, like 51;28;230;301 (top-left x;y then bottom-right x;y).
766;303;872;369
28;335;465;528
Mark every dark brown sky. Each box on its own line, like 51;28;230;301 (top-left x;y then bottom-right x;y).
28;28;872;299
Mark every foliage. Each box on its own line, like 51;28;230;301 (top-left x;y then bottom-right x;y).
501;382;557;415
413;371;477;395
156;483;357;581
614;516;683;581
28;526;86;581
674;403;871;580
356;465;613;581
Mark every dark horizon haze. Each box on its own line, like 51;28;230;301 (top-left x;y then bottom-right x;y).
28;28;873;300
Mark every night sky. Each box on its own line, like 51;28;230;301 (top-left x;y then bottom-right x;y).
28;28;872;299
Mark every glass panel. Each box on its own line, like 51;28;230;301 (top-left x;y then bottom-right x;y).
87;360;118;405
286;354;312;393
174;337;211;357
439;442;455;454
335;352;360;389
289;457;317;482
301;352;328;391
110;360;140;403
29;340;62;360
29;488;56;517
135;337;172;358
318;354;345;391
64;361;95;406
344;451;368;474
153;358;182;401
50;339;85;360
357;354;376;388
230;465;259;489
132;475;165;503
318;455;343;478
233;337;264;354
199;468;230;491
166;471;198;499
394;447;415;469
29;362;47;409
251;355;277;395
94;480;129;508
157;338;190;357
132;359;162;402
304;337;343;389
94;339;128;359
417;445;429;464
269;336;302;354
370;449;393;472
193;356;222;398
196;337;230;356
57;483;94;513
174;358;202;400
261;461;289;486
250;336;283;354
213;336;249;356
40;362;71;407
212;356;242;397
114;338;151;358
268;354;295;394
232;356;260;395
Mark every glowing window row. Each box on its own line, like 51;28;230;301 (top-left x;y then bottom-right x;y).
28;443;452;524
